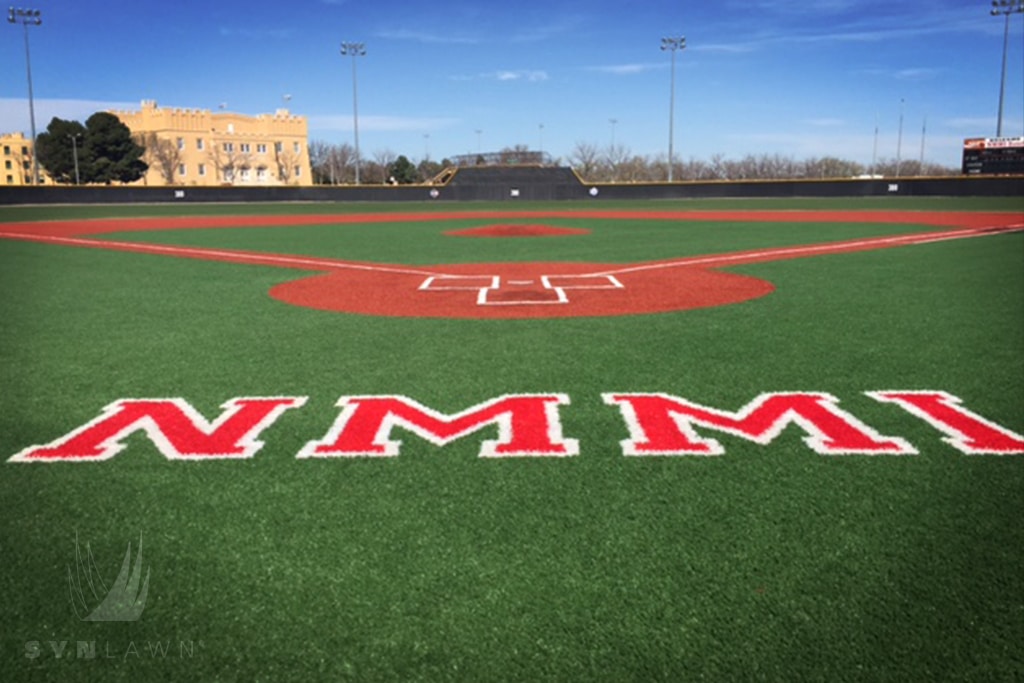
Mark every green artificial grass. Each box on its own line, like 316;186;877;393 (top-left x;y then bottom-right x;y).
0;198;1021;681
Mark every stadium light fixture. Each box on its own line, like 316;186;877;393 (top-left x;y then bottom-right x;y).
8;6;43;186
991;0;1024;137
660;36;686;182
340;41;366;184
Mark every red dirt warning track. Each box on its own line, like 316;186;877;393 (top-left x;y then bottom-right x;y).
0;210;1020;319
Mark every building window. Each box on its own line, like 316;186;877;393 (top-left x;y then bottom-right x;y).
256;166;267;181
293;142;300;154
240;143;251;153
198;163;206;176
240;167;251;181
3;146;10;155
4;160;10;170
178;163;187;176
274;142;283;153
257;144;267;154
176;137;185;150
197;138;205;151
21;146;28;155
224;142;234;152
6;175;12;184
294;166;301;177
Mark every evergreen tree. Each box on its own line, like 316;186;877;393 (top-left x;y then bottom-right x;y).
388;155;418;184
35;117;87;184
83;112;147;184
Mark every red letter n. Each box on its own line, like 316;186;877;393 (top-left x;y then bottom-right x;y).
8;397;306;462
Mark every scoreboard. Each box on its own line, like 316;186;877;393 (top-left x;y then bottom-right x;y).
961;137;1024;175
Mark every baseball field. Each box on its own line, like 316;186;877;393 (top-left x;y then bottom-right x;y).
1;195;1022;681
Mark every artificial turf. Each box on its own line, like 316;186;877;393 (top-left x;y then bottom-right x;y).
0;198;1021;681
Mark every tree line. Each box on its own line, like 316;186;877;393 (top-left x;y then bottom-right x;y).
32;113;960;187
308;138;959;185
564;141;958;182
308;140;452;185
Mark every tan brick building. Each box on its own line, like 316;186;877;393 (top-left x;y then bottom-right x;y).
1;132;50;185
112;100;313;186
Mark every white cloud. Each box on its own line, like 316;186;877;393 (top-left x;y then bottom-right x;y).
587;63;664;76
944;116;995;130
375;28;480;45
451;70;550;83
491;71;548;82
493;70;549;82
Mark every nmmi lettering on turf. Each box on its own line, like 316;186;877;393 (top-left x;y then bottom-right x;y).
8;391;1023;462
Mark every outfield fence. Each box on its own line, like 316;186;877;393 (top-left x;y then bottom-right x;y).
0;168;1021;204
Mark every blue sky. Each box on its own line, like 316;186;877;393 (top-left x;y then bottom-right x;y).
2;0;1021;169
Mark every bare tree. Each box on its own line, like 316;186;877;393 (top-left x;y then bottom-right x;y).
604;143;631;182
207;138;251;185
568;141;601;181
371;149;397;184
273;142;301;185
308;140;333;184
137;132;182;185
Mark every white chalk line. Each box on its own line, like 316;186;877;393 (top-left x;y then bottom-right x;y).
0;232;438;277
2;222;1020;287
589;225;1024;277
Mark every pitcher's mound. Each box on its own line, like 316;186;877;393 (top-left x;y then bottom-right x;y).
446;224;591;238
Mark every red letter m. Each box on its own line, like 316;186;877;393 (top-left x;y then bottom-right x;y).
604;392;914;456
8;397;305;462
300;394;577;458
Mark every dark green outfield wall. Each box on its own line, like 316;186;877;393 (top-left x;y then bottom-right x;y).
1;167;1021;205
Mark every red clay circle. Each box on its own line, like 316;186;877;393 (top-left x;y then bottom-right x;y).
445;224;591;238
268;261;775;319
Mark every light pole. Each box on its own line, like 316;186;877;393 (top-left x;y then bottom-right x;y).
538;123;544;160
895;98;905;178
871;113;879;176
8;7;42;186
991;0;1024;137
68;133;81;185
340;41;366;184
919;116;927;171
609;118;618;147
661;36;685;182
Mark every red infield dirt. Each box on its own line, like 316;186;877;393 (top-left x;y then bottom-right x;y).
1;210;1020;319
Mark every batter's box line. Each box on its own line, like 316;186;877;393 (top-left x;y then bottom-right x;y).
419;274;624;306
